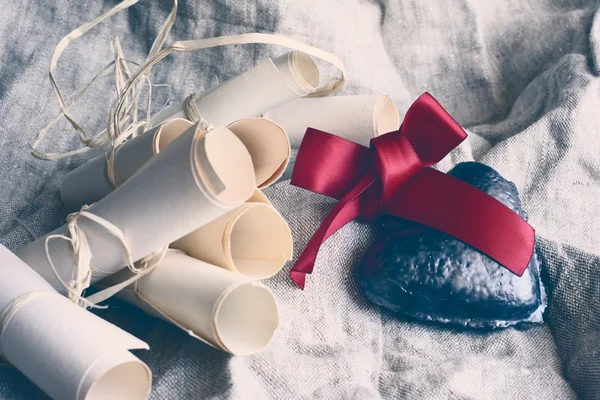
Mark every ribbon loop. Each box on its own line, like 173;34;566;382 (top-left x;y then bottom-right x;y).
291;129;372;199
399;93;468;165
290;92;535;289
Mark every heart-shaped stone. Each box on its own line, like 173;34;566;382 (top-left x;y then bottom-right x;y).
357;162;547;329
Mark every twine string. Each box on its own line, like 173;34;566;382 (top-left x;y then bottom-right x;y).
45;205;165;308
31;0;178;167
26;0;347;306
84;245;169;306
183;92;214;132
30;0;346;187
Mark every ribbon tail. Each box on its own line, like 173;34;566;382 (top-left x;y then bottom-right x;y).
289;270;308;290
290;195;362;289
291;170;377;289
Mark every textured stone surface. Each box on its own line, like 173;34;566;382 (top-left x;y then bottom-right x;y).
358;162;547;329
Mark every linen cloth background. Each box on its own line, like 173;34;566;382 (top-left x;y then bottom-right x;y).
0;0;599;398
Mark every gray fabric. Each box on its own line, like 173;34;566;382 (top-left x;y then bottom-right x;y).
0;0;598;399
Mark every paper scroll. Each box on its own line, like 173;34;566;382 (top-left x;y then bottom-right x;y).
100;250;279;355
17;124;256;293
267;94;401;148
150;51;320;127
61;118;194;212
0;244;151;400
172;190;293;279
226;118;290;188
60;117;289;212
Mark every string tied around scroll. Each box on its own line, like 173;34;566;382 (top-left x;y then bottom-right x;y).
45;205;167;309
30;0;347;186
183;92;215;132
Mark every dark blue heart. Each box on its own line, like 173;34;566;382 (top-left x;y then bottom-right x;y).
357;162;547;329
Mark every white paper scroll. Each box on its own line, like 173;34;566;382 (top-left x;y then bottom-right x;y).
150;51;320;127
100;250;279;356
267;94;401;148
17;124;256;293
0;244;151;400
172;190;293;279
61;118;194;212
60;117;290;213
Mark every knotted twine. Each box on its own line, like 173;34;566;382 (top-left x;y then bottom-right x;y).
27;0;346;307
183;91;215;132
45;205;168;309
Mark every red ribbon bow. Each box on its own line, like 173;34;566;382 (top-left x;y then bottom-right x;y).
290;93;535;289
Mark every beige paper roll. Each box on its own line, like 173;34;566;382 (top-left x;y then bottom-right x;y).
268;94;401;147
150;51;320;127
0;244;151;400
60;119;194;212
115;118;194;181
60;117;289;212
172;189;293;279
226;118;290;189
17;124;256;293
101;251;279;356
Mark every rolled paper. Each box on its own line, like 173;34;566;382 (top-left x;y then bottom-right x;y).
60;117;289;213
100;250;279;356
226;118;290;188
267;94;401;148
172;190;293;279
61;118;194;212
0;244;151;400
17;123;256;293
150;51;320;127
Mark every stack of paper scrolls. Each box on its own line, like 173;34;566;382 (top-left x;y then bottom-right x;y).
0;2;401;398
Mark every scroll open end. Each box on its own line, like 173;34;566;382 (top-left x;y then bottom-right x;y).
213;281;279;355
227;118;291;188
227;203;293;278
172;189;293;280
273;50;320;96
0;245;151;400
83;356;151;400
99;251;279;356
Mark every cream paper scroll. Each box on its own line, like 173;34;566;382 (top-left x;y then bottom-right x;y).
150;51;320;127
60;117;290;212
100;250;279;355
226;118;290;188
267;94;401;148
172;190;293;279
0;244;151;400
17;124;256;294
61;118;194;212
